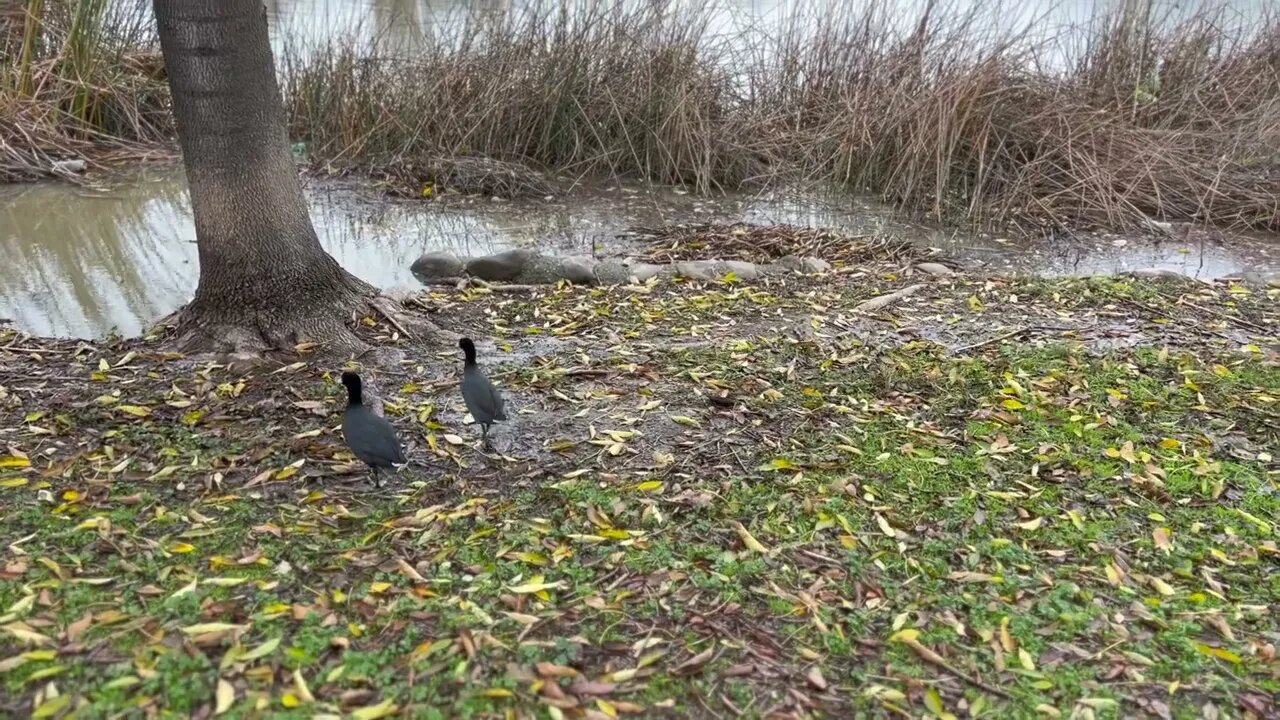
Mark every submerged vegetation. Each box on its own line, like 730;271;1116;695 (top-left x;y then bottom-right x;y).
3;0;1279;231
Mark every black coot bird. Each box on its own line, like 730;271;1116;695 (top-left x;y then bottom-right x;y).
459;338;506;444
340;371;406;486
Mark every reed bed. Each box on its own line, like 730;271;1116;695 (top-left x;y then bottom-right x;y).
4;0;1278;231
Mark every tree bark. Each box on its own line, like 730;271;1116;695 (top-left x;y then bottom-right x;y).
152;0;376;354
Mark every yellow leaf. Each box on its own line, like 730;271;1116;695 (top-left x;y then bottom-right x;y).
1148;576;1175;596
924;688;957;720
1066;509;1085;531
215;679;235;714
1193;643;1241;664
875;514;897;539
630;480;664;493
1001;398;1025;410
1105;562;1124;586
760;457;797;471
508;579;564;594
732;521;769;553
482;688;515;698
3;625;54;646
999;617;1016;653
1017;517;1043;531
292;668;315;702
117;405;151;417
281;693;300;708
0;477;29;488
32;695;71;719
239;637;280;662
1035;704;1061;717
369;582;392;594
168;542;195;554
351;699;398;720
181;623;248;636
0;455;31;469
202;577;249;587
889;628;920;642
670;415;700;427
1018;648;1036;671
1234;508;1272;534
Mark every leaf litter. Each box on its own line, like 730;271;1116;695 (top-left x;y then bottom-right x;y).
0;267;1277;718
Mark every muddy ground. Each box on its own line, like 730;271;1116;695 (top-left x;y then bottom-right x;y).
0;266;1277;718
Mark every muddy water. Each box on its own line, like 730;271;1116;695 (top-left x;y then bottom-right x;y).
2;167;1277;339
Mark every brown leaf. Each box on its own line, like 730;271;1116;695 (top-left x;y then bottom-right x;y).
65;612;93;641
396;558;427;584
536;662;580;678
568;680;617;696
672;647;714;675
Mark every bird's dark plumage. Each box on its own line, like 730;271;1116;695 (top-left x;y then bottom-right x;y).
459;338;506;443
340;371;405;486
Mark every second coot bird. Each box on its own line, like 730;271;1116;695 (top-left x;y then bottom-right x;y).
340;371;406;487
459;337;506;443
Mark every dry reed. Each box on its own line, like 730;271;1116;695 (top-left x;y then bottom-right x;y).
3;0;1278;232
0;0;169;181
282;0;1280;231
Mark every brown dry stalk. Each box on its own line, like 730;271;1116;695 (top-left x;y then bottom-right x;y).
4;0;1279;233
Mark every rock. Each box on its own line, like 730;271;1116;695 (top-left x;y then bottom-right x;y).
674;260;719;281
382;286;418;302
593;261;632;286
513;254;563;284
773;255;805;273
722;260;759;281
558;256;598;284
1125;268;1185;280
467;248;536;281
915;262;955;277
409;250;464;279
626;263;666;282
800;257;831;274
51;158;86;174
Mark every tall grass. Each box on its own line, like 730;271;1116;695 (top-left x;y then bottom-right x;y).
282;0;1280;231
0;0;168;180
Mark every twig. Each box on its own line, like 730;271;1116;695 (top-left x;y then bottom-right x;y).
369;296;413;340
1177;299;1272;335
853;284;926;314
951;326;1033;354
923;653;1013;700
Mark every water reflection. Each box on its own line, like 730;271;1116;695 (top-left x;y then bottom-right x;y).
3;167;1274;340
0;170;544;339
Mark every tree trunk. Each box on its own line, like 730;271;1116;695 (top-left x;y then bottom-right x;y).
152;0;376;354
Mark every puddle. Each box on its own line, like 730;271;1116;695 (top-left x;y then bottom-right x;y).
1;167;1277;339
